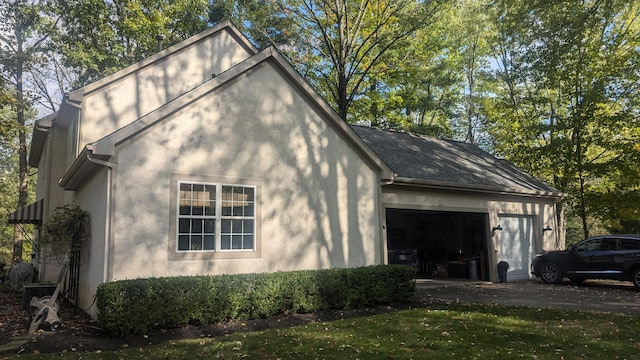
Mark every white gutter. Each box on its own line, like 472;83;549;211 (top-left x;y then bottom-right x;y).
391;176;566;200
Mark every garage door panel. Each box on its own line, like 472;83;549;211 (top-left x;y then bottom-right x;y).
498;216;534;281
385;209;489;280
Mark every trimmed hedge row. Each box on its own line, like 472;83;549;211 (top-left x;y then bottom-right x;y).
96;264;415;334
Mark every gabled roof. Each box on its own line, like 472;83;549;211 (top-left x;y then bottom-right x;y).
351;126;563;198
59;47;395;189
30;20;258;169
65;20;258;102
28;112;55;167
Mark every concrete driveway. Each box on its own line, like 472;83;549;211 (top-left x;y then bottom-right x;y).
415;278;640;316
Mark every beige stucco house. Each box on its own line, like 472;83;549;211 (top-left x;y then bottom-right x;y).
14;21;563;319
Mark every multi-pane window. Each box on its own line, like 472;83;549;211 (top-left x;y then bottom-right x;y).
177;182;255;252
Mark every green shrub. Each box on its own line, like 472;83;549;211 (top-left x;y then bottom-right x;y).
96;264;415;335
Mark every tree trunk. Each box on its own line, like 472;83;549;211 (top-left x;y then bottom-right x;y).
12;15;29;263
338;72;349;121
465;33;478;144
574;122;589;240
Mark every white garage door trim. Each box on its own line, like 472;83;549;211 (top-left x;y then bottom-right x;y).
497;215;535;281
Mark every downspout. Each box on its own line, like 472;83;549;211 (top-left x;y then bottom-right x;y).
40;123;54;279
86;152;116;283
378;174;396;265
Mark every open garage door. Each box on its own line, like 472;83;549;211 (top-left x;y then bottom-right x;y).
497;215;534;281
386;209;490;281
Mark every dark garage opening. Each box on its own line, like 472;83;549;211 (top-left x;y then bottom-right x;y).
386;208;490;280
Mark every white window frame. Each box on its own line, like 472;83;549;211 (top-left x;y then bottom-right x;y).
169;174;261;261
177;181;256;252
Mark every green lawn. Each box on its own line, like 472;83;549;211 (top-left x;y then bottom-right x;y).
19;304;640;359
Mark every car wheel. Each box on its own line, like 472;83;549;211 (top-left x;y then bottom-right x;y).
632;268;640;290
540;262;563;284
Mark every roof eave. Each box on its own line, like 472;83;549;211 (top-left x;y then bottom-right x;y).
390;176;566;200
28;112;56;168
58;146;109;191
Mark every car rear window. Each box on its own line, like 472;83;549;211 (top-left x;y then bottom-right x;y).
620;238;640;250
600;239;618;251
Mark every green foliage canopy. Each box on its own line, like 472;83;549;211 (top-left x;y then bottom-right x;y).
51;0;211;88
486;0;640;239
1;0;638;247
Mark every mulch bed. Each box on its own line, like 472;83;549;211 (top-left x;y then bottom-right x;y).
0;284;433;356
5;279;638;356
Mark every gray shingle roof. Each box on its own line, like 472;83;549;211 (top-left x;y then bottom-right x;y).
351;125;561;196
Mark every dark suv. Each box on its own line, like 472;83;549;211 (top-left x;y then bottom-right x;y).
531;234;640;289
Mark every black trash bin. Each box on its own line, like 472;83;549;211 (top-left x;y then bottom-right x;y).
497;261;509;283
467;259;480;280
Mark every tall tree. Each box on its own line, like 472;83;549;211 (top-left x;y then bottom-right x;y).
0;105;21;264
486;0;640;241
373;0;494;141
213;0;444;121
52;0;210;88
355;1;461;136
457;0;493;144
293;0;444;121
0;0;52;262
209;0;299;49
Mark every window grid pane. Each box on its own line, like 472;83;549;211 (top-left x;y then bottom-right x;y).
178;182;255;252
177;182;216;252
219;185;255;251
